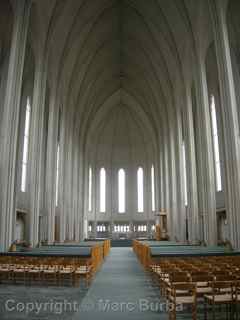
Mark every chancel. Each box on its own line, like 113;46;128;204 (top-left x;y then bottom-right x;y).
1;0;240;319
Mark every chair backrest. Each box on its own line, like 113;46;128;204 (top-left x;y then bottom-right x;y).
214;274;235;282
169;272;190;283
171;282;196;298
191;274;214;283
209;281;234;295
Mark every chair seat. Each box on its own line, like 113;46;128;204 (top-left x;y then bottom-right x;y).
29;269;41;273
75;270;89;274
205;294;233;303
59;270;73;274
0;269;10;272
174;296;195;304
197;287;212;294
197;281;208;287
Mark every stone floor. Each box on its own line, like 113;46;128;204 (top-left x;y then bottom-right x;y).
0;284;88;320
0;248;237;319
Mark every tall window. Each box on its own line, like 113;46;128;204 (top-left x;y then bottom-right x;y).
88;167;92;211
210;95;222;192
151;165;155;211
118;169;126;213
55;144;60;206
100;168;106;212
182;141;188;206
137;167;144;212
21;97;31;192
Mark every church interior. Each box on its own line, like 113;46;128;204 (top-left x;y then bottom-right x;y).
1;0;240;319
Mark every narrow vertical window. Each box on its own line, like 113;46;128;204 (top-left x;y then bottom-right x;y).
118;168;126;213
151;165;155;211
137;167;144;212
55;144;60;206
88;167;92;211
21;97;31;192
182;141;188;206
100;168;106;212
210;95;222;192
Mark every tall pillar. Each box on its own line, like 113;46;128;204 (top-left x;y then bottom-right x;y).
145;164;151;236
208;0;240;248
168;108;185;242
59;109;66;242
45;89;59;244
175;106;187;242
28;52;47;247
163;127;171;239
196;61;217;245
184;88;200;243
159;147;165;210
65;133;74;240
73;144;80;242
78;148;86;241
0;0;31;251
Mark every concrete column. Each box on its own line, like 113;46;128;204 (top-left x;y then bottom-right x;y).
45;89;59;244
154;147;161;216
162;126;171;238
208;0;240;249
145;164;151;235
168;110;181;241
196;61;217;245
78;147;85;241
73;143;80;242
175;106;187;242
128;162;135;229
28;52;47;247
94;164;98;239
59;109;66;242
159;147;165;210
66;133;74;240
0;0;31;251
183;87;200;243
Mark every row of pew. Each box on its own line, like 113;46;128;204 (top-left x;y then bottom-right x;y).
133;240;237;269
133;240;240;319
0;239;111;287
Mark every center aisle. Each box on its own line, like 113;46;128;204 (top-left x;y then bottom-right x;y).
72;247;167;320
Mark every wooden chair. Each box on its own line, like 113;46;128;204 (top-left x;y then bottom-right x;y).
27;265;42;286
12;265;27;285
168;272;191;285
58;265;74;286
0;264;11;284
234;280;240;320
74;261;93;287
191;274;214;297
168;282;197;320
204;281;234;320
42;265;58;286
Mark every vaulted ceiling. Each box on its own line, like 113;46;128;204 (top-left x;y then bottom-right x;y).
29;0;215;150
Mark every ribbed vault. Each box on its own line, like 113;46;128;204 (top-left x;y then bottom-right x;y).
30;0;202;148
